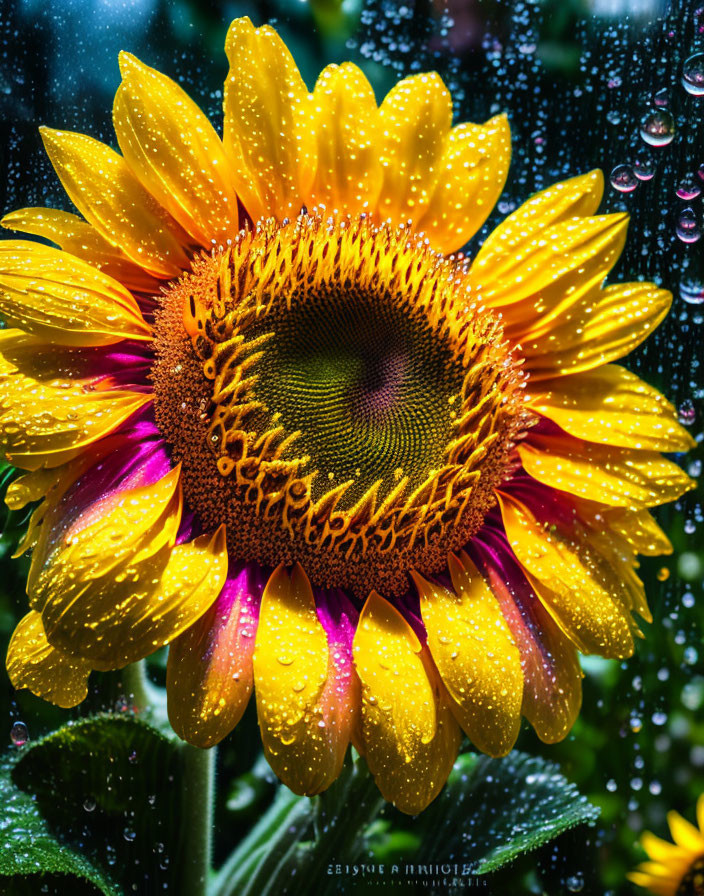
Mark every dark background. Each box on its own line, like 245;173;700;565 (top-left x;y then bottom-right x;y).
0;0;703;893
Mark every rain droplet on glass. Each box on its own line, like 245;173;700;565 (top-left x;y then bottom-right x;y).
640;108;676;146
676;207;702;243
679;277;704;304
9;721;28;746
676;175;702;200
634;153;655;181
610;164;638;193
682;51;704;96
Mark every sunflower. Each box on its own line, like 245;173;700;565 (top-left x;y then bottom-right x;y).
1;17;694;814
630;797;704;895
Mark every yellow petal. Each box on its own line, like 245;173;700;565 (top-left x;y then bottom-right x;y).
376;72;452;228
45;525;227;670
527;365;695;452
415;553;523;757
32;465;183;654
668;810;704;852
498;491;634;658
628;867;683;896
470;169;604;277
0;330;150;470
1;207;160;294
10;463;82;561
40;127;191;278
416;114;511;254
518;435;695;508
7;610;91;708
5;467;61;511
606;507;673;556
0;241;151;345
481;553;583;744
636;861;681;880
223;17;316;222
573;509;651;622
254;563;352;795
309;63;381;215
353;591;461;814
521;282;672;379
114;53;239;248
167;566;263;748
641;831;689;864
469;212;628;309
22;439;131;584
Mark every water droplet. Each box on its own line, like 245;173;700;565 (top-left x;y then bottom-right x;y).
679;277;704;304
657;566;670;581
676;207;702;243
566;873;584;892
653;87;669;106
640;108;676;146
679;399;696;425
123;828;136;842
83;797;96;813
676;175;702;200
10;722;28;747
682;51;704;95
634;153;655;181
610;164;638;193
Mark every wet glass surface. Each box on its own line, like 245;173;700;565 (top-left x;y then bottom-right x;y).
0;1;702;893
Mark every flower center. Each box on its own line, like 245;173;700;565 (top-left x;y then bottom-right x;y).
678;856;704;896
153;213;528;597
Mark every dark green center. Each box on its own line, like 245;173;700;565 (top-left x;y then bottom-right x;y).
249;288;465;506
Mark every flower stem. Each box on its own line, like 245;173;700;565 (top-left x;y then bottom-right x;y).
120;660;151;712
119;662;215;892
180;742;215;896
211;754;383;896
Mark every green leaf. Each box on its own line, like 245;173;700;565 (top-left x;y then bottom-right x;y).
211;754;384;896
211;749;599;896
0;755;117;895
7;713;192;895
413;751;601;873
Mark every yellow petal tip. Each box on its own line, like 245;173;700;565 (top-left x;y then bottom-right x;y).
118;50;142;79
